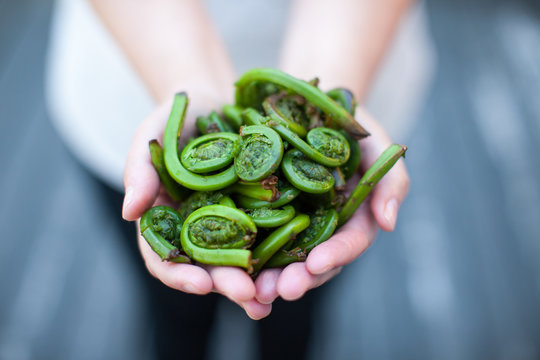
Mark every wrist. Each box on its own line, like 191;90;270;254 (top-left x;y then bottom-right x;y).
279;0;412;103
279;64;372;103
157;78;233;116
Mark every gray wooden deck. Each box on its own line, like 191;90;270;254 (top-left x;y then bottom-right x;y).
1;0;540;359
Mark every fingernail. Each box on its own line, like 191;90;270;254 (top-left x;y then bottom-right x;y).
318;264;333;274
122;187;134;218
384;198;398;230
257;297;275;305
308;252;333;274
183;282;200;294
313;259;333;274
257;280;278;304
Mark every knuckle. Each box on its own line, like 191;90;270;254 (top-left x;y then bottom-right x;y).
335;232;361;261
348;229;369;256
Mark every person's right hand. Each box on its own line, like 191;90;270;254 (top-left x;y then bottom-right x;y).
122;96;272;320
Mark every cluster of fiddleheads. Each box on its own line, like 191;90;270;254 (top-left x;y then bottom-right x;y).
140;68;407;275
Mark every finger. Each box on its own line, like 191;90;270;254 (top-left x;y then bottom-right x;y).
205;265;256;303
276;262;342;301
255;268;281;304
122;105;171;221
239;299;273;320
370;160;409;231
306;202;377;275
138;230;213;294
356;109;410;231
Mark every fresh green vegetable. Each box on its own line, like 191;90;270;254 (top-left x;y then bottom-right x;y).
139;69;406;276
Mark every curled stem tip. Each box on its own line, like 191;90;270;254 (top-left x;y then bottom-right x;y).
140;206;191;263
235;68;370;139
163;93;239;191
180;205;257;271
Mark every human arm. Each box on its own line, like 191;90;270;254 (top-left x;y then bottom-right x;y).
89;0;271;319
255;0;412;303
90;0;234;105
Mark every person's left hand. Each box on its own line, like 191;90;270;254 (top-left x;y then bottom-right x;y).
253;109;410;307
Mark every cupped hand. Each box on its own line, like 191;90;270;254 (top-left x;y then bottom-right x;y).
254;109;410;305
122;98;271;320
123;97;408;320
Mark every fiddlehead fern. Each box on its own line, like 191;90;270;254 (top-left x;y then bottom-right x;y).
236;186;300;209
263;93;310;137
245;205;295;228
235;68;370;139
265;118;350;167
305;127;350;165
180;132;240;173
163;93;239;191
326;87;357;117
331;167;346;191
234;125;283;182
228;176;279;201
251;214;310;273
290;208;338;253
222;104;244;131
196;111;233;135
180;205;257;271
140;206;191;263
339;130;362;180
235;80;280;112
281;149;335;194
241;108;266;126
265;208;338;268
326;87;363;179
177;191;236;220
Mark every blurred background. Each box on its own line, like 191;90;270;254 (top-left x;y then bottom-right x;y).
1;0;540;359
